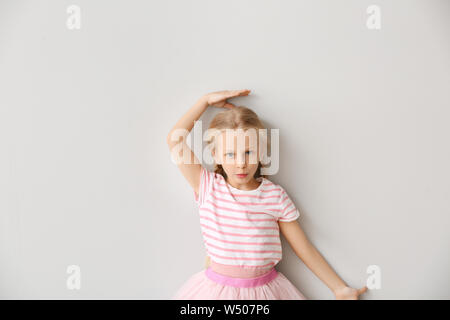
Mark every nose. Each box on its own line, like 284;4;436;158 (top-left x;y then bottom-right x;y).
236;153;246;167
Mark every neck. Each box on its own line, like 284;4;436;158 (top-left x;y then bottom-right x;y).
226;177;262;191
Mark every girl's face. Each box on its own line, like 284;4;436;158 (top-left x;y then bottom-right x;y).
212;129;261;188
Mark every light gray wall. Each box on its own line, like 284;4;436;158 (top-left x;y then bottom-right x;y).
1;0;449;299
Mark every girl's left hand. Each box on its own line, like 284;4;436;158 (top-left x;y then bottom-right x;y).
333;285;368;300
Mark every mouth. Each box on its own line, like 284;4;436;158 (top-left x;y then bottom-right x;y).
236;174;248;178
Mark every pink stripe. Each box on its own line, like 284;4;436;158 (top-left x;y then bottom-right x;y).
205;267;278;288
211;194;281;207
205;199;279;215
209;260;277;269
280;212;298;221
284;207;297;217
211;259;274;268
200;207;276;222
206;250;280;261
281;205;294;216
199;215;279;230
209;260;273;278
205;241;282;254
200;223;279;237
202;232;281;246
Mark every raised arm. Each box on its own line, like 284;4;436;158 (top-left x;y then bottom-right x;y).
166;97;208;196
166;90;251;196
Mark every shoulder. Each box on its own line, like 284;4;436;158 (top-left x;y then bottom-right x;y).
262;176;280;189
262;177;285;197
264;178;287;201
264;179;299;221
195;167;225;205
201;167;225;187
203;167;222;179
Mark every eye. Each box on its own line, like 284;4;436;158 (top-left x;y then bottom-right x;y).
226;152;234;157
246;151;252;155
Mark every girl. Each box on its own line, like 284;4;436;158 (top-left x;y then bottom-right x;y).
166;89;368;300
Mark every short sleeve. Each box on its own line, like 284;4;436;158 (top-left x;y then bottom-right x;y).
194;166;214;206
277;189;300;222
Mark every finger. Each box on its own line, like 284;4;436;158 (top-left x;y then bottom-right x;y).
358;286;368;295
224;92;240;99
223;102;236;109
226;89;250;99
211;101;226;108
237;89;251;96
236;89;251;97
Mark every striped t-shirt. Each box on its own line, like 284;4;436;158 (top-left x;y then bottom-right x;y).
193;166;300;269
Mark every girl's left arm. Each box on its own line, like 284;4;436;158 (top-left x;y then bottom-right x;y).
278;220;368;300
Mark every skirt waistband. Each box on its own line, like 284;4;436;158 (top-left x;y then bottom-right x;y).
205;266;278;288
209;259;274;278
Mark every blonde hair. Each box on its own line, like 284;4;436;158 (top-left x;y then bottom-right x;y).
205;106;270;180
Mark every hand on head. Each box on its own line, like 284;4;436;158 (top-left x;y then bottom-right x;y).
203;89;251;109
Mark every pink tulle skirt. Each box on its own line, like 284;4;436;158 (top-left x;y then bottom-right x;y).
171;266;307;300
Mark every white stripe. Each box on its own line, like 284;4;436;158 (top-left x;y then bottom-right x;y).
205;254;280;268
204;236;281;252
200;219;279;235
206;245;282;260
200;208;279;228
201;228;280;243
